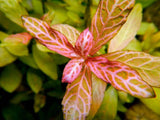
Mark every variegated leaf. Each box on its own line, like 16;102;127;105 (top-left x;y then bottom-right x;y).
108;4;142;52
87;56;154;98
90;0;135;55
62;58;84;83
52;24;80;46
62;66;92;120
105;51;160;87
22;16;78;58
75;28;93;57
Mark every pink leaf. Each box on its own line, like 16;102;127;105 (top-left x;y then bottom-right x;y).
62;66;92;119
22;16;78;58
90;0;135;55
62;58;84;83
75;28;93;57
87;56;154;98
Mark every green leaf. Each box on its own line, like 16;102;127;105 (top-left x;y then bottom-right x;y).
141;87;160;115
0;47;16;67
32;0;43;15
32;45;58;80
105;51;160;87
50;54;69;65
136;0;157;8
19;54;38;69
94;86;118;120
0;31;8;41
27;69;43;93
2;33;32;56
87;74;107;120
0;64;22;93
0;0;28;27
124;38;142;51
108;4;142;52
118;91;134;103
34;94;46;113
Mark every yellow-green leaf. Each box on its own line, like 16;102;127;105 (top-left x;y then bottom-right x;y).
141;87;160;115
32;45;57;80
0;0;28;27
94;86;118;120
108;4;142;52
27;69;43;93
87;74;107;120
105;51;160;87
0;47;16;67
0;64;22;93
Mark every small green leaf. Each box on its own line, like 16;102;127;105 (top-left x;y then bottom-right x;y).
0;31;8;41
27;69;43;93
108;4;142;52
124;39;142;51
32;45;58;80
0;47;16;67
32;0;43;15
0;0;28;27
118;91;134;103
0;64;22;93
94;86;118;120
19;54;38;69
34;94;46;113
136;0;157;8
50;54;69;65
141;87;160;115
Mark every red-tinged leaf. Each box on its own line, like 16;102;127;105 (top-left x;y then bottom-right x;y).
87;73;107;120
52;24;80;46
104;51;160;87
75;28;93;57
90;0;135;55
22;16;78;58
62;58;84;83
87;56;154;98
62;66;92;120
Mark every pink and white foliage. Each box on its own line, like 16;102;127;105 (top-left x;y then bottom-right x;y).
62;58;84;83
90;0;135;55
22;16;78;58
87;56;154;98
75;28;93;57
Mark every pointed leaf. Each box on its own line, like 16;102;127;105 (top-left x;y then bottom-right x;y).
108;4;142;52
34;94;46;113
52;24;80;46
105;51;160;87
87;74;107;120
27;69;43;93
87;56;154;98
22;16;78;58
32;45;57;80
0;64;22;93
62;58;84;83
75;28;93;57
94;86;118;120
62;66;92;120
90;0;135;54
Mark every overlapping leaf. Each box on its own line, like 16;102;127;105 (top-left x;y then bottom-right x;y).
108;4;142;52
105;51;160;87
75;28;93;57
22;16;77;58
62;58;84;83
90;0;135;54
87;56;154;98
62;66;92;120
52;24;80;46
